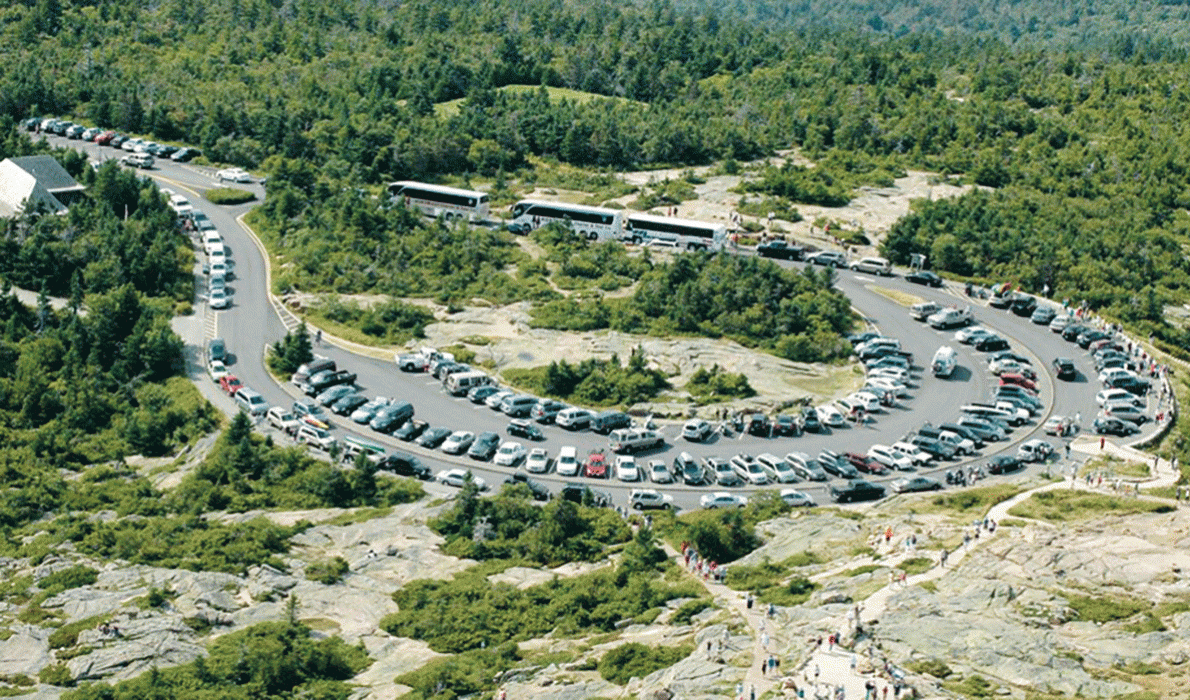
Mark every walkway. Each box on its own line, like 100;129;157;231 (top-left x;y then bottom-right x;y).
670;445;1181;699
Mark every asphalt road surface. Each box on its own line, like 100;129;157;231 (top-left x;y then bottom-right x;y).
44;132;1152;512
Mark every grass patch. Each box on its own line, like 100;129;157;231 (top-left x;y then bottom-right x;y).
205;187;256;205
942;674;995;698
306;557;350;585
844;564;882;577
906;658;952;679
996;518;1030;528
300;617;342;634
670;599;713;625
318;506;395;527
866;285;923;308
1008;491;1174;522
48;615;108;649
1081;455;1150;479
900;557;934;575
598;642;693;685
433;85;640;119
912;484;1025;517
459;335;492;346
1065;593;1149;623
724;559;819;605
917;580;938;593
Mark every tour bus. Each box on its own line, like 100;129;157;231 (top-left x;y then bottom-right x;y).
510;200;624;241
623;213;727;251
387;181;490;221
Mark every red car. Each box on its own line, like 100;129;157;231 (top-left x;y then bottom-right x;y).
95;131;116;145
844;452;887;475
999;373;1037;392
584;451;608;479
219;375;244;395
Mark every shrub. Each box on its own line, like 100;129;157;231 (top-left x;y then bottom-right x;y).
1065;594;1149;623
900;557;933;575
49;615;108;649
670;599;712;625
205;188;256;205
907;658;953;678
306;557;350;585
598;642;692;684
38;664;71;687
38;566;98;593
685;364;755;402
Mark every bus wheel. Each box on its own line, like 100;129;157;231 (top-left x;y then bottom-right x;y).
587;232;598;241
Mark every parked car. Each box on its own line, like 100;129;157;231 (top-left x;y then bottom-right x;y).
441;430;476;455
648;459;673;484
531;399;567;424
507;418;545;441
829;480;886;503
330;393;368;416
705;457;742;486
630;489;674;510
890;476;942;493
504;472;551;501
1031;307;1056;325
556;407;593;430
468;432;502;461
560;483;610;507
416;426;452;449
985;455;1023;475
1093;417;1139;437
699;492;748;509
582;450;607;478
556;446;580;477
438;469;486;490
216;167;252;183
845;452;887;475
370;402;414;433
1017;439;1054;463
800;406;822;433
524;447;551;473
467;384;501;404
756;240;805;260
219;375;244;395
350;396;390;424
682;418;714;442
905;270;943;287
615;455;641;482
266;407;300;434
773;414;801;437
292;401;330;430
974;335;1010;352
780;489;817;508
376;453;431;480
234;388;268;416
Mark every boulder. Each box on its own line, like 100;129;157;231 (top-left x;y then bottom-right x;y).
0;626;53;676
67;615;204;682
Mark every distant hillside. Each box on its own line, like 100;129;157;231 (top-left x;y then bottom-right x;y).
433;85;639;118
679;0;1190;57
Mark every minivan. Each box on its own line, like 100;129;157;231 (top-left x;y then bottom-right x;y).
444;370;491;396
500;395;537;418
556;407;592;430
291;357;335;386
234;388;269;416
591;410;631;434
850;256;892;276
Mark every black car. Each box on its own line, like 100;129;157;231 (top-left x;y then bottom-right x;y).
507;419;545;441
829;479;886;503
1094;417;1139;437
745;413;771;437
416;426;452;448
800;406;822;433
974;335;1010;352
909;435;957;460
560;483;611;508
1107;375;1151;396
505;472;551;501
756;240;805;261
905;270;943;287
330;393;368;415
847;331;881;346
171;147;200;162
1077;330;1111;349
370;405;412;433
1010;296;1037;317
985;455;1022;474
468;385;500;404
376;452;431;480
1062;324;1090;342
1052;357;1077;381
468;431;501;460
819;451;859;479
774;414;801;437
394;419;427;441
305;369;357;395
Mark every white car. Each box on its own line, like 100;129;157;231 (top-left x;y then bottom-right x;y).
866;376;909;397
780;489;816;508
1050;315;1073;332
868;366;910;382
730;455;770;485
681;418;713;442
891;440;933;466
615;455;641;482
216;167;252;183
847;392;881;413
208;288;229;309
207;358;229;381
868;445;915;471
954;325;991;344
441;430;476;455
494;441;527;467
1096;388;1145;409
816;404;846;428
556;446;579;476
989;358;1031;376
437;469;487;490
525;448;550;474
648;459;673;483
700;492;748;509
485;389;515;410
1098;367;1136;385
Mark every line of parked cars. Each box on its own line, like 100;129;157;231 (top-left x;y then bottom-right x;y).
24;117;200;162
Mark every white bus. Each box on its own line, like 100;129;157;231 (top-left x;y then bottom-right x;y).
387;181;490;221
509;200;623;241
624;213;726;251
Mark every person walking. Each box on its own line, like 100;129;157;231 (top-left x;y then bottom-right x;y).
315;328;322;345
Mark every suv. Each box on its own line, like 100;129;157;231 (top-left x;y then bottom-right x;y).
682;418;713;442
531;399;567;423
561;483;611;508
121;153;154;169
295;424;336;451
377;452;431;480
505;472;551;501
591;410;631;434
629;489;674;510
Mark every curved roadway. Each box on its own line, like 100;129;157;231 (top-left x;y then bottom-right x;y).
47;133;1141;511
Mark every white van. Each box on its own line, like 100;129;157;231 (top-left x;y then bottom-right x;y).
850;256;892;276
932;346;958;378
445;370;491;396
556;446;579;476
910;301;942;321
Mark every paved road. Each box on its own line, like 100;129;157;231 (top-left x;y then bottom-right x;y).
41;132;1161;510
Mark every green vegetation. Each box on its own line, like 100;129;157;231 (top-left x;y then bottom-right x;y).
38;566;98;593
916;484;1026;516
661;492;789;564
670;599;713;625
943;673;996;698
204;188;256;205
502;348;670;408
430;480;631;566
529;227;650;292
907;658;953;679
267;324;314;377
62;620;371;700
1065;594;1149;624
685;364;755;403
306;557;350;585
900;557;934;575
394;644;520;700
380;564;704;654
531;255;854;362
1007;491;1175;522
598;642;693;685
48;615;108;651
305;296;435;346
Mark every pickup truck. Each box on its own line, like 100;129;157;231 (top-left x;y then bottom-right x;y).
266;406;300;434
927;307;974;330
394;347;452;372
